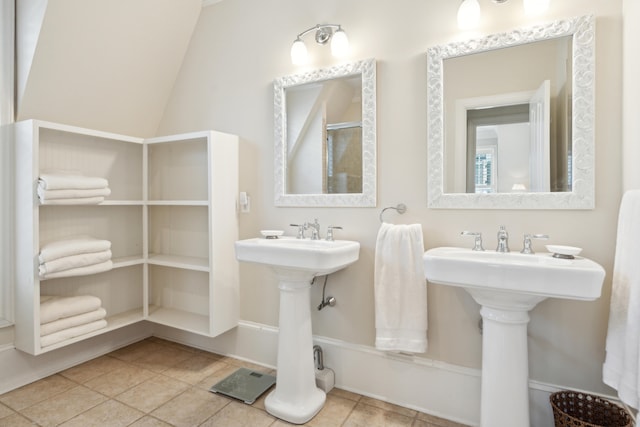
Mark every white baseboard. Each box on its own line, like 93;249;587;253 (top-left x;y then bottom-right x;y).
1;319;628;427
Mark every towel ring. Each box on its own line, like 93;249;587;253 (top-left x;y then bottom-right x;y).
379;203;407;223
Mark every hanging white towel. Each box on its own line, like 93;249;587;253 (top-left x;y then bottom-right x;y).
374;222;428;353
39;236;111;263
40;308;107;336
38;173;108;190
40;319;108;348
40;295;103;324
603;190;640;409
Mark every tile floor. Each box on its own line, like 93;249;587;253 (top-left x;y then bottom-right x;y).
0;338;469;427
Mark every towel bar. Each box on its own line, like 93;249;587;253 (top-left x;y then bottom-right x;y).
379;203;407;223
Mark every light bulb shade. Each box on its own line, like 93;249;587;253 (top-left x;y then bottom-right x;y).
523;0;550;15
330;29;349;57
290;39;308;65
457;0;481;30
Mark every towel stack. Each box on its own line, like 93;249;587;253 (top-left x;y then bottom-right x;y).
40;295;107;348
39;236;113;280
38;172;111;205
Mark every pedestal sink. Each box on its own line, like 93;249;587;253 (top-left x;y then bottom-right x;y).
423;247;605;427
235;237;360;424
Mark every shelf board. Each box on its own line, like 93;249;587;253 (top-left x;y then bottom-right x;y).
35;308;144;354
147;200;208;206
100;200;145;206
147;306;210;336
112;256;144;269
147;254;209;271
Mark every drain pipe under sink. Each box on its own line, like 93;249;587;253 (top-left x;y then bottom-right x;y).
313;345;335;393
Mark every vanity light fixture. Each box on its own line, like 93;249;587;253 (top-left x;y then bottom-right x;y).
457;0;550;29
457;0;481;30
290;24;349;65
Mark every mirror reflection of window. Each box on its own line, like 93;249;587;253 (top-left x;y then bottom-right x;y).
326;123;363;194
475;146;497;194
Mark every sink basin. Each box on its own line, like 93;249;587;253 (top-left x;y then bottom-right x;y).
423;247;605;305
234;236;360;424
235;237;360;276
423;247;605;427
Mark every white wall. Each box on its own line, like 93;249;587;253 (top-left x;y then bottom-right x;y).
157;0;623;396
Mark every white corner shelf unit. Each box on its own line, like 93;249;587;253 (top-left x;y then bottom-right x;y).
13;120;239;355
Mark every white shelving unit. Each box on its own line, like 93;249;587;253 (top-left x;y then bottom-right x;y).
13;120;239;355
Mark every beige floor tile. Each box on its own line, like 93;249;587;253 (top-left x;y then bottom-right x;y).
194;362;239;391
0;403;13;419
307;394;358;427
128;415;175;427
115;374;190;413
60;355;129;383
147;337;200;354
130;345;195;373
162;353;229;385
58;399;144;427
220;356;273;372
20;385;106;427
343;402;414;427
109;339;166;363
199;400;276;427
0;374;77;411
416;411;468;427
0;413;38;427
83;364;156;397
329;387;362;403
359;396;417;418
151;387;230;427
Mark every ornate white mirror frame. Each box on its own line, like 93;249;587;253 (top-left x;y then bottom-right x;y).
274;58;376;207
427;15;595;209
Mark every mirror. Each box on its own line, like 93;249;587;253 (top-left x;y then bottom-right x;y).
427;15;595;209
274;58;376;207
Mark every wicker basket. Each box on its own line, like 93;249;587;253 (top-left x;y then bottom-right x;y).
550;391;633;427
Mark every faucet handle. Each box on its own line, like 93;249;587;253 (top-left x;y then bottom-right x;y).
520;233;549;254
290;223;308;239
326;226;343;241
461;231;485;251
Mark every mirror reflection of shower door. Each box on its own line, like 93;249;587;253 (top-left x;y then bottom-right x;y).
326;123;363;194
529;80;551;192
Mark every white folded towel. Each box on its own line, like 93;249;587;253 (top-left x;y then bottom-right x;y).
40;295;103;324
40;260;113;280
37;186;111;201
40;319;108;348
39;250;112;276
39;237;111;263
603;190;640;409
374;222;428;353
39;196;106;205
38;173;108;190
40;307;107;336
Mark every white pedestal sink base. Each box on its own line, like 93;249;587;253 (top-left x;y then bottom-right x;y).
265;271;326;424
480;306;531;427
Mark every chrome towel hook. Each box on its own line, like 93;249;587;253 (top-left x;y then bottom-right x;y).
379;203;407;223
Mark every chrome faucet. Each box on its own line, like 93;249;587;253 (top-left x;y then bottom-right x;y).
326;226;343;241
520;233;549;254
461;231;484;251
308;218;321;240
290;223;308;239
496;225;510;253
